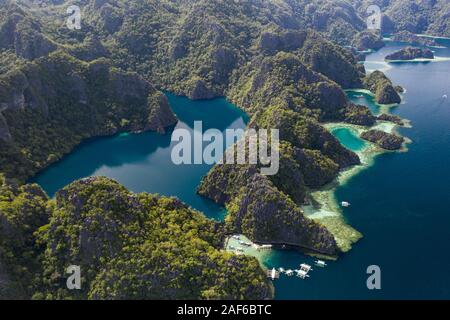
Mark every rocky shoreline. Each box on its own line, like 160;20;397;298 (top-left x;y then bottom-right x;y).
361;129;405;150
385;47;435;61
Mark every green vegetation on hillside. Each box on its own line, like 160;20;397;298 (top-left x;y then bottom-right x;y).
0;51;177;182
0;176;272;300
364;70;401;104
0;0;426;300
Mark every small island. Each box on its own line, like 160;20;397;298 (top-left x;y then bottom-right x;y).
360;130;405;150
390;31;440;47
377;113;405;126
385;47;434;61
364;71;402;104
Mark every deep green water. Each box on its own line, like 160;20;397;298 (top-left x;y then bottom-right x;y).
32;42;450;299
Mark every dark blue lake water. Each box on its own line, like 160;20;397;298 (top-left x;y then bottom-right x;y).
32;42;450;299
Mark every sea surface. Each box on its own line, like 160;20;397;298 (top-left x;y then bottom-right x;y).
32;42;450;299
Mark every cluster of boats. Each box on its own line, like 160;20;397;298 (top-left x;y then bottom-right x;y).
267;260;327;280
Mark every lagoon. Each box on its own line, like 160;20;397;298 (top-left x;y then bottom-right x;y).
330;127;367;152
31;93;248;221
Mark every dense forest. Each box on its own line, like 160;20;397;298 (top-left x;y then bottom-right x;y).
0;0;446;299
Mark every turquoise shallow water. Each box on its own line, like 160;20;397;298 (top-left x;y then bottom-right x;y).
31;93;248;221
347;91;381;115
330;128;366;152
32;41;450;299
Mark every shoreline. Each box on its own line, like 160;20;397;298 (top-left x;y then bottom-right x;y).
385;56;450;63
224;88;411;260
307;87;412;252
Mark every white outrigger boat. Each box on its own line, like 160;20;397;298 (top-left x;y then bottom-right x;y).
341;201;351;207
285;269;294;276
314;260;327;267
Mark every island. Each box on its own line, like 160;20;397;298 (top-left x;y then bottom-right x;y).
390;31;440;47
364;71;402;104
360;130;405;150
385;47;435;61
377;113;405;126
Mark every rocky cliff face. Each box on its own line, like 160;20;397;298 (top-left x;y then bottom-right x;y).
0;52;177;181
197;105;362;255
0;3;57;60
361;129;405;150
253;106;360;170
342;103;377;126
364;70;402;104
0;176;49;299
227;51;350;120
377;113;405;126
352;30;385;51
34;177;273;300
198;165;339;256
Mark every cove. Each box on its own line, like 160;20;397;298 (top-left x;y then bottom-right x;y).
31;93;248;221
266;41;450;299
330;127;367;152
346;90;381;115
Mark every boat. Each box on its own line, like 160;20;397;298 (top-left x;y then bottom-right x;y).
278;267;285;273
315;260;327;267
239;240;251;246
300;263;312;272
296;269;310;279
285;269;294;276
341;201;351;207
354;94;364;98
232;235;240;240
267;268;280;280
